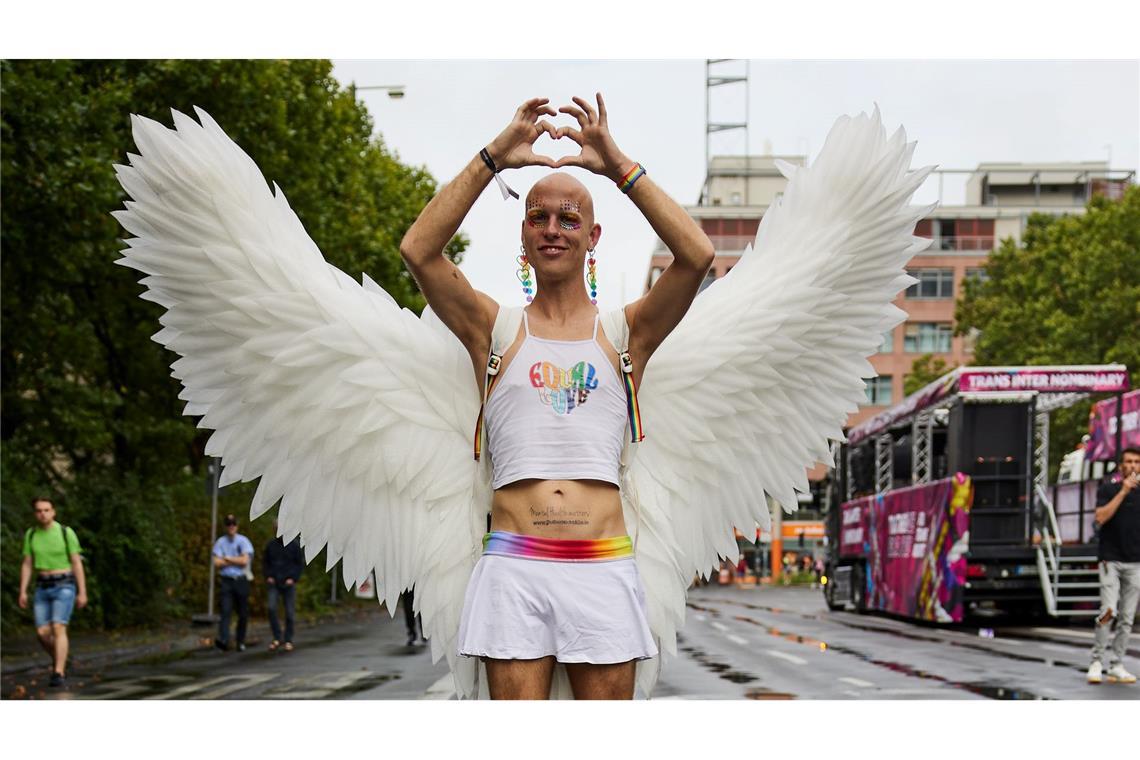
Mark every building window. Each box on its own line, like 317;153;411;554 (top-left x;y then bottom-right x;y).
730;192;742;205
904;323;953;353
877;330;893;353
965;267;989;286
865;375;892;405
649;266;664;287
905;269;954;299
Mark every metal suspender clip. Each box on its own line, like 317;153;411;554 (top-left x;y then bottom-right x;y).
487;353;502;376
619;351;633;374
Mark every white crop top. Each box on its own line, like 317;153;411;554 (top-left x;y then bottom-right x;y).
484;311;628;489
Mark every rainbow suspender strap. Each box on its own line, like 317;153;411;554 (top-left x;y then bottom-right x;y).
473;352;502;461
619;351;645;443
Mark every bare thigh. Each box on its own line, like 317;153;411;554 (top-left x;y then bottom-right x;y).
485;656;556;700
565;660;637;700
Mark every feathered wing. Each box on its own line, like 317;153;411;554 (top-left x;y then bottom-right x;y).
113;108;487;692
627;107;933;696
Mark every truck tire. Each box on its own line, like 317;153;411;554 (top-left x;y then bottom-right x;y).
852;563;868;614
824;567;844;611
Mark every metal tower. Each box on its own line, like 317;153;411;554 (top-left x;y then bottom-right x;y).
702;59;750;206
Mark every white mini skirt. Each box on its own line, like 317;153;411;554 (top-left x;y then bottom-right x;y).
456;533;658;664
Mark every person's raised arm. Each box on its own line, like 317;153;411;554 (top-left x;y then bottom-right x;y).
554;93;713;379
401;98;559;367
1096;473;1137;526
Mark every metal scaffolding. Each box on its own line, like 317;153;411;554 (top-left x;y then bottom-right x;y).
702;59;749;206
911;410;935;485
874;433;894;493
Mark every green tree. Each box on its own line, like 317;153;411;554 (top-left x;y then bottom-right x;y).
904;354;951;396
955;186;1140;476
1;60;465;628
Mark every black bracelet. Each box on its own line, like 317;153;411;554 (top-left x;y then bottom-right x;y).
480;148;498;174
479;147;518;200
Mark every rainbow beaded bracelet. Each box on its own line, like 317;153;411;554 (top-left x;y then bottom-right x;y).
618;163;646;194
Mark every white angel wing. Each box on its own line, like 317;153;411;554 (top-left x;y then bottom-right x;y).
112;108;487;688
626;107;932;695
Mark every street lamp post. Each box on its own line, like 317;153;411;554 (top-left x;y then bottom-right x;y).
349;83;406;100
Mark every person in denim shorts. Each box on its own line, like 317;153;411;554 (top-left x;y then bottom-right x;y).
18;497;88;688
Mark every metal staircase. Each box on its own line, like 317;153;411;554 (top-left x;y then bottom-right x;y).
1033;483;1099;617
1033;408;1098;618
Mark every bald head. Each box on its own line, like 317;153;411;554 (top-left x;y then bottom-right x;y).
526;172;596;222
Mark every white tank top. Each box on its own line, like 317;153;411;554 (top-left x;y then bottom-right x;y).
484;310;628;489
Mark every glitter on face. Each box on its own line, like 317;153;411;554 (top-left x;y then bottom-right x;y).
525;197;582;231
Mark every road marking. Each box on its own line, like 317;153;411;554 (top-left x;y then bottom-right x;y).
694;614;707;622
711;622;729;632
148;673;278;700
264;671;375;699
80;675;190;700
726;635;749;646
765;650;807;666
422;673;455;700
839;677;874;688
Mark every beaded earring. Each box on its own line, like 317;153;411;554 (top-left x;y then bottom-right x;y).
517;245;534;303
586;247;598;306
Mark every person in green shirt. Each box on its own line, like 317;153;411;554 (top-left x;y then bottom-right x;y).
18;497;88;687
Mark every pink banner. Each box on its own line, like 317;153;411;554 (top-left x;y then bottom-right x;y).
958;368;1129;394
1087;389;1140;461
839;475;973;622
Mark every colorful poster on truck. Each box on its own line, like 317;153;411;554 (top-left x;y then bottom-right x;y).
839;474;973;622
1086;389;1140;461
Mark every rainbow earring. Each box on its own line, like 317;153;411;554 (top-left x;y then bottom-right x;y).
517;246;534;303
586;247;597;305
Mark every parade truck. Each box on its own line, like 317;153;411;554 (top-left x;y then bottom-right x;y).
821;365;1133;623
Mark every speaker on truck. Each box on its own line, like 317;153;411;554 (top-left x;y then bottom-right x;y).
947;401;1031;544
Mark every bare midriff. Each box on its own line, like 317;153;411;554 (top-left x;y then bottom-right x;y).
490;479;626;540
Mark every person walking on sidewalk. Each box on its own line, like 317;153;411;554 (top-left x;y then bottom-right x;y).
213;513;254;652
1087;447;1140;685
18;497;88;688
263;521;304;652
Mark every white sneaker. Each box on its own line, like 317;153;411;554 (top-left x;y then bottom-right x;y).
1087;661;1103;684
1106;664;1137;684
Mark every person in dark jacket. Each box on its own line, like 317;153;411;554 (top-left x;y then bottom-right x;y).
263;520;305;651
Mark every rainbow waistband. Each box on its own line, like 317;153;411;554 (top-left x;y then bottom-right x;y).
482;531;633;561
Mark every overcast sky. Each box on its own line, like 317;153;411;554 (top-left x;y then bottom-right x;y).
331;59;1138;309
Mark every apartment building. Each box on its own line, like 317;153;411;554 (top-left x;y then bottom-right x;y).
645;157;1135;438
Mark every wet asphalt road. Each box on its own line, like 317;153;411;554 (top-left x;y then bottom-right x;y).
653;584;1139;700
7;585;1138;700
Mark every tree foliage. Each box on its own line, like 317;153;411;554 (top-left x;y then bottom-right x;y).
1;60;465;629
955;186;1140;475
904;354;950;397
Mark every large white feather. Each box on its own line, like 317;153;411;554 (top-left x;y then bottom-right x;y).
625;106;932;696
113;108;487;691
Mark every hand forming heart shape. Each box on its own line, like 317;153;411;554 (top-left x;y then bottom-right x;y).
486;93;635;184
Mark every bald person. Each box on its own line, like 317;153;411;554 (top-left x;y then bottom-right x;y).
400;94;713;699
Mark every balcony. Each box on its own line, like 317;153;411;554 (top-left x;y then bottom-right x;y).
707;234;755;253
916;235;995;253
